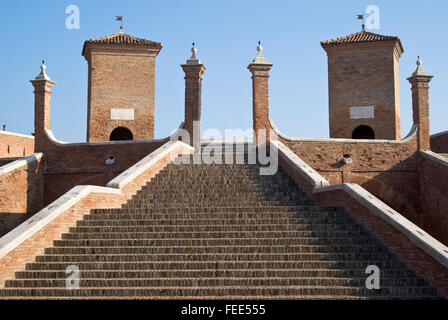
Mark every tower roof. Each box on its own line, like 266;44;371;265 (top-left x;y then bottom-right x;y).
321;30;403;52
82;32;162;57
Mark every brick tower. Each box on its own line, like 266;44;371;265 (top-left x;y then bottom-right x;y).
321;30;404;140
82;30;162;142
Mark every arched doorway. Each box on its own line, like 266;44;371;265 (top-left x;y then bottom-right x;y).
352;125;375;139
110;127;133;141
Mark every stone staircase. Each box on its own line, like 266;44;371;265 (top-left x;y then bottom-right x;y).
0;148;443;299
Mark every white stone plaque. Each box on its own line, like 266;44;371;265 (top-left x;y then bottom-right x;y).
350;106;374;119
110;108;134;120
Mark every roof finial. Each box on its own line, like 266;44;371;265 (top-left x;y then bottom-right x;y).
35;60;52;81
116;16;124;33
412;55;430;77
186;42;201;65
251;41;269;64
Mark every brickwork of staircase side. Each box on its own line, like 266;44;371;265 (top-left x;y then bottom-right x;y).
0;150;443;299
277;150;448;296
0;143;190;288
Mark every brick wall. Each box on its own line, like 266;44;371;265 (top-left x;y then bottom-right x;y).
39;131;169;205
272;122;421;224
0;132;34;158
0;154;44;237
322;42;402;140
275;143;448;295
431;131;448;153
420;151;448;245
0;141;193;287
84;46;160;142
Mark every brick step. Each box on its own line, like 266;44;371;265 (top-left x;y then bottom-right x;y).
130;193;307;201
34;252;398;263
125;198;314;206
14;268;418;280
91;205;338;214
75;217;356;227
61;230;370;240
0;286;439;298
123;201;310;208
82;211;353;221
4;277;430;288
60;230;371;240
68;224;365;234
45;244;386;255
24;260;408;271
135;188;306;197
52;237;379;247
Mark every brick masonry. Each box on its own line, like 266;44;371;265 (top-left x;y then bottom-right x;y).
83;40;162;142
0;155;44;237
0;132;34;159
420;152;448;246
0;141;192;288
276;149;448;295
322;41;403;140
431;131;448;153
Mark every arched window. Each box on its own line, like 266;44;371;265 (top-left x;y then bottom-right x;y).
352;125;375;139
110;127;133;141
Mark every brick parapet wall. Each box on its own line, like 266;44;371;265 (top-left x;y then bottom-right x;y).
420;151;448;246
0;141;194;287
270;120;422;223
271;141;448;296
0;153;44;236
0;131;34;158
39;127;186;205
430;131;448;153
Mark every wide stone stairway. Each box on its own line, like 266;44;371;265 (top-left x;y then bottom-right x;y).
0;149;443;299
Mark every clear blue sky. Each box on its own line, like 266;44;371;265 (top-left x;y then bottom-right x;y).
0;0;447;142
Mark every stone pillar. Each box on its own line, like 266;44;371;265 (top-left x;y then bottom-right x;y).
30;62;55;152
407;57;433;151
181;44;206;148
248;42;273;145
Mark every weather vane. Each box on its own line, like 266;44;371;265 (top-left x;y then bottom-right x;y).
357;14;365;31
116;16;123;33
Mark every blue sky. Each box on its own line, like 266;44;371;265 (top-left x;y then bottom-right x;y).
0;0;447;142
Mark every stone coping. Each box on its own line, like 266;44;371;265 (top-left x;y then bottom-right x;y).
0;140;192;261
270;140;329;189
0;131;34;139
0;153;43;177
107;141;194;189
43;122;185;147
270;119;418;144
275;141;448;269
421;150;448;167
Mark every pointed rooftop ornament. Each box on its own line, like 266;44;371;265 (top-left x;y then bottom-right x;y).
251;41;269;64
34;60;52;81
412;56;430;77
186;42;201;65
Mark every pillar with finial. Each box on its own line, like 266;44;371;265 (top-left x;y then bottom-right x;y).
248;41;273;145
181;43;206;148
407;56;433;151
30;61;56;152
